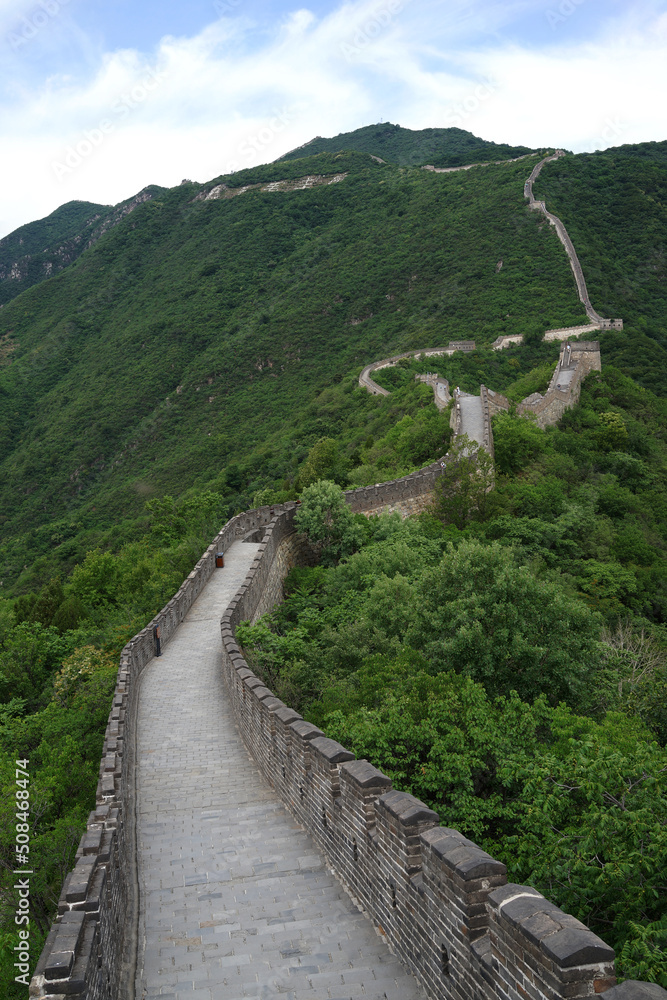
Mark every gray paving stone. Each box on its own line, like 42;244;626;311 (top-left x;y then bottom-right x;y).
134;540;424;1000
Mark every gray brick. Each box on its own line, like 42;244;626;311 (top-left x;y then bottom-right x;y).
133;541;425;1000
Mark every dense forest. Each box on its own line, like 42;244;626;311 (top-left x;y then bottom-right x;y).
239;364;667;984
0;127;666;994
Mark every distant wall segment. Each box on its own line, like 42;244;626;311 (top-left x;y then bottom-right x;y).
525;152;623;330
359;344;475;397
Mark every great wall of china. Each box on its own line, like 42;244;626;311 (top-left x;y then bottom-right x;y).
358;338;602;455
29;152;663;1000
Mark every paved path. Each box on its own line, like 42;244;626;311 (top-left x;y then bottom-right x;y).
459;392;485;448
135;540;425;1000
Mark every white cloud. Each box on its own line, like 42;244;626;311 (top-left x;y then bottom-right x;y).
1;0;666;238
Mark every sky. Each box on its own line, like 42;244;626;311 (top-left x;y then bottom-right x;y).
1;0;666;238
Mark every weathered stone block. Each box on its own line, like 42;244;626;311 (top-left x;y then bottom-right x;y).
341;759;392;789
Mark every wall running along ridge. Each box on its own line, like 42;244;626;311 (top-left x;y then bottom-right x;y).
30;486;667;1000
524;152;623;330
30;152;629;1000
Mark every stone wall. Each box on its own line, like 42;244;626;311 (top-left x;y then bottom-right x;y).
525;153;622;330
29;504;299;1000
491;334;524;350
346;458;449;515
359;345;475;396
484;342;601;431
218;508;665;1000
516;341;601;429
415;373;451;411
31;477;667;1000
543;323;601;342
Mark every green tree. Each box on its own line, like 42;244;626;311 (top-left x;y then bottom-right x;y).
296;438;350;490
433;434;494;528
597;411;629;451
295;480;363;565
0;623;70;708
492;412;548;474
406;539;602;705
505;708;667;951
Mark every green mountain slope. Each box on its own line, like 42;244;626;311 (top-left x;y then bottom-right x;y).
278;122;536;166
0;186;164;307
0;148;587;588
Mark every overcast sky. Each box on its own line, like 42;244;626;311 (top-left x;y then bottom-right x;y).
1;0;666;238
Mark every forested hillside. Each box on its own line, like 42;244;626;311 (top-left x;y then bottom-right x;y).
0;187;164;308
0;146;587;592
279;121;535;166
1;126;666;995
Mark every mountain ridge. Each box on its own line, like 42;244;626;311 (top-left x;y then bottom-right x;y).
277;121;536;166
0;128;666;590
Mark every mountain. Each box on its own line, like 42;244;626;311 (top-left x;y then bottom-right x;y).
2;125;667;999
278;122;536;167
0;186;164;307
0;127;666;592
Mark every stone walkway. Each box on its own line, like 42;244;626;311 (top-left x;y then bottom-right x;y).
459;392;485;448
134;540;425;1000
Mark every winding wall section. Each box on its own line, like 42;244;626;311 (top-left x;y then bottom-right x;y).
30;498;667;1000
359;345;474;397
28;150;634;1000
524;152;622;329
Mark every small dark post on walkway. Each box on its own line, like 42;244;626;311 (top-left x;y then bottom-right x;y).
153;625;162;657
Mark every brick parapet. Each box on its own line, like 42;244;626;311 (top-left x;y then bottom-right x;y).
216;507;662;1000
480;385;495;457
32;405;660;1000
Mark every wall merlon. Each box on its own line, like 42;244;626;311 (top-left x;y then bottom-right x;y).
290;719;324;741
422;827;507;882
378;789;439;829
604;986;667;1000
310;735;356;765
341;759;393;789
